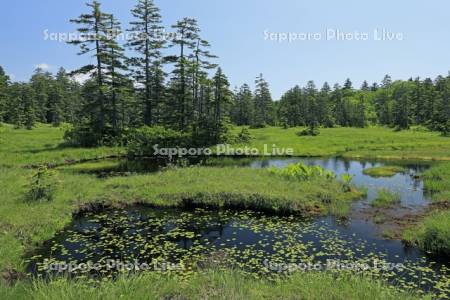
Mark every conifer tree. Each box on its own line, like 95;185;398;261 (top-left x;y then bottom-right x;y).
104;14;128;133
253;74;274;127
392;84;410;129
169;18;200;130
30;68;53;123
127;0;165;126
343;78;353;90
0;66;10;122
331;84;346;126
69;0;111;134
361;80;370;91
232;84;254;125
317;82;334;127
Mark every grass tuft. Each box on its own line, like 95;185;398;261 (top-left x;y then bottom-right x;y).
371;189;401;208
403;211;450;256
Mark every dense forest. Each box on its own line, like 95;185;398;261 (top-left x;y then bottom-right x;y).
0;0;449;146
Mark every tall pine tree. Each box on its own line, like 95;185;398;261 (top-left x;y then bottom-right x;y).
127;0;165;126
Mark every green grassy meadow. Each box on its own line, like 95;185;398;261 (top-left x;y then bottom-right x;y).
236;126;450;160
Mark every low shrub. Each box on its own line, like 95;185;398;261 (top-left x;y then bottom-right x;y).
249;123;266;129
26;166;58;202
64;125;129;147
296;127;320;136
235;128;253;143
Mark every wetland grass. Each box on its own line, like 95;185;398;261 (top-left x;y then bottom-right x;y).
371;189;401;208
0;270;429;300
363;166;405;178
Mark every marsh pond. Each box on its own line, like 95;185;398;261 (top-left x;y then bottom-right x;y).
27;157;449;296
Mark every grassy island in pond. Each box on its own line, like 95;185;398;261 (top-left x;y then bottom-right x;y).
363;166;405;177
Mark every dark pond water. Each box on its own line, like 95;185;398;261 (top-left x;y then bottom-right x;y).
27;207;449;296
32;157;449;297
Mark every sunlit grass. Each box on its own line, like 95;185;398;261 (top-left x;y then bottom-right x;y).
235;126;450;160
0;270;428;300
0;124;124;167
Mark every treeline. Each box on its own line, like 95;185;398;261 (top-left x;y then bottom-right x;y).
0;66;81;129
275;75;450;134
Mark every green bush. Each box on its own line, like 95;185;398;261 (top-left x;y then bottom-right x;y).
235;128;253;143
64;125;128;147
296;127;320;136
127;126;191;157
249;123;266;129
26;166;58;202
63;125;99;147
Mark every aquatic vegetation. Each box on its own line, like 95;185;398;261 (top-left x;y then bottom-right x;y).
371;189;401;208
268;163;336;181
363;166;405;178
340;173;354;192
403;210;450;257
402;162;450;257
422;163;450;203
25;207;449;297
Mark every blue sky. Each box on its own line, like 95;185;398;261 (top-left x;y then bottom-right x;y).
0;0;449;99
